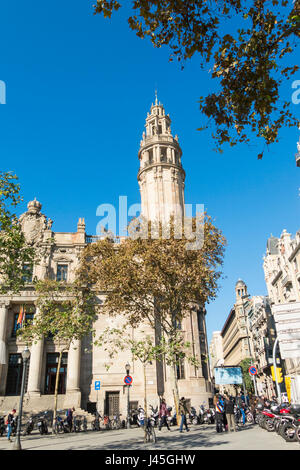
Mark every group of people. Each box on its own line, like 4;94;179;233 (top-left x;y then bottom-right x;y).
213;392;256;433
158;397;191;433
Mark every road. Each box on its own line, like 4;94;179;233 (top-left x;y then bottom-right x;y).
0;423;299;451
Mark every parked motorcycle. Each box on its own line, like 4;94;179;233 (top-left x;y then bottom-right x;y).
73;415;82;432
279;404;300;443
0;416;5;437
149;405;159;427
23;415;35;435
91;413;101;431
37;412;49;435
189;406;199;425
198;405;205;424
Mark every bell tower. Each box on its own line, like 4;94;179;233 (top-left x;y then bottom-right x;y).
138;94;186;223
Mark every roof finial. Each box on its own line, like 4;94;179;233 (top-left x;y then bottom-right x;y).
155;89;158;106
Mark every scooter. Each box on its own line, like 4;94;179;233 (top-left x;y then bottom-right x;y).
23;415;34;435
37;412;48;435
0;416;6;436
189;406;199;425
91;413;101;431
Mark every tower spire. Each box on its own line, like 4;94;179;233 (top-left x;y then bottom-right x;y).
138;99;185;223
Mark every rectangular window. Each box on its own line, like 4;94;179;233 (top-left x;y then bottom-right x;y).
44;353;68;394
176;356;185;380
5;354;30;395
11;310;35;337
22;264;33;283
56;264;68;282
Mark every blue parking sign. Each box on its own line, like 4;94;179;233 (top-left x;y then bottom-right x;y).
95;381;101;391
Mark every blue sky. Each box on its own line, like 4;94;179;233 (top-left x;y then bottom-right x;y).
0;1;299;342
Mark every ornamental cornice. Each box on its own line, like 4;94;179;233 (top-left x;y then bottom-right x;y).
138;162;185;181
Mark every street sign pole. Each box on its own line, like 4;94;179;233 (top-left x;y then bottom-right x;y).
272;337;281;403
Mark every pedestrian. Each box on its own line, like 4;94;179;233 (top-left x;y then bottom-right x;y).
215;397;225;433
178;397;190;433
158;398;171;431
66;407;74;431
6;409;16;442
224;395;236;432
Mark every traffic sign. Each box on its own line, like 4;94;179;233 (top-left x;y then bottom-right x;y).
249;366;257;376
95;380;101;391
124;375;133;385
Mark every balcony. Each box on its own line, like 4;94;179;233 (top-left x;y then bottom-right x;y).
282;274;292;287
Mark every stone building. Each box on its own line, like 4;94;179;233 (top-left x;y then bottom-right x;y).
263;230;300;379
221;280;251;366
0;98;213;417
244;296;277;398
209;331;224;375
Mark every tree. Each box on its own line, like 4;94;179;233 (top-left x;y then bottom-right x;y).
0;172;35;293
17;279;97;428
77;215;226;416
93;0;300;158
240;358;255;393
95;324;199;434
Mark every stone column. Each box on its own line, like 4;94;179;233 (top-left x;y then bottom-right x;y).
27;308;44;396
0;301;10;395
64;339;81;408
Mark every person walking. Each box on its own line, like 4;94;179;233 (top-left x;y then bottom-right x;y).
215;397;225;433
158;398;170;431
6;409;16;442
66;407;74;431
178;397;190;433
224;395;236;432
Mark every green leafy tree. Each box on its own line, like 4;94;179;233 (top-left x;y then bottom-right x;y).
93;0;300;158
96;325;199;432
18;279;97;428
77;215;226;416
240;358;255;393
0;172;35;293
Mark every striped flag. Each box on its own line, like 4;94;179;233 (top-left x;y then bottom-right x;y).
17;305;25;328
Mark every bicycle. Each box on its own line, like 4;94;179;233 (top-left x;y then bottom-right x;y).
111;414;122;430
144;417;156;444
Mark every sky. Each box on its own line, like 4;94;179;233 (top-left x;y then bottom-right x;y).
0;1;299;343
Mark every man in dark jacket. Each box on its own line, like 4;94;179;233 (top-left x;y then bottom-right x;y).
224;395;236;432
178;397;190;433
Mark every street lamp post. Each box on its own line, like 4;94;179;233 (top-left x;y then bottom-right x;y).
13;346;30;450
125;362;131;429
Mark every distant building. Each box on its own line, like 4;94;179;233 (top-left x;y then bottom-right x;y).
209;331;224;375
263;230;300;381
244;296;277;398
221;280;251;366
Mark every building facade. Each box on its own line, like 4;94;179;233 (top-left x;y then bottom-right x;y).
221;280;251;367
263;230;300;381
0;98;213;416
244;296;277;398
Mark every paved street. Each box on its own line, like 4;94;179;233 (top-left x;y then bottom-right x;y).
0;423;299;451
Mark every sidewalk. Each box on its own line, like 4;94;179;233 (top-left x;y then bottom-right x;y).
0;424;299;451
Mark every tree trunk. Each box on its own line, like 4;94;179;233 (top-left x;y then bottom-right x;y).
169;362;180;425
52;349;63;430
143;362;148;441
